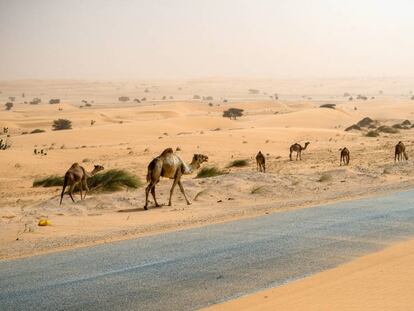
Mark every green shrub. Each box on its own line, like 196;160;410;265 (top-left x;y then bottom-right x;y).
318;173;332;182
227;159;249;168
52;119;72;130
376;125;399;134
33;175;64;187
365;130;379;137
88;169;142;192
196;166;225;178
33;169;142;192
30;129;45;134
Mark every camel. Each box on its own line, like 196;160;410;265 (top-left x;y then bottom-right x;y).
395;141;408;162
256;151;266;172
60;163;104;205
289;142;310;161
340;147;350;166
144;148;208;210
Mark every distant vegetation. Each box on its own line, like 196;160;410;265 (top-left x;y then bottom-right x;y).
223;108;244;120
193;95;201;99
52;118;72;130
30;129;45;134
248;89;260;94
227;159;249;168
118;96;130;102
30;98;41;105
49;99;60;104
33;175;63;187
319;103;336;109
365;130;379;137
196;166;225;178
5;102;13;110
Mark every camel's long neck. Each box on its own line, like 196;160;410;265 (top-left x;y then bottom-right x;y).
302;144;308;150
185;161;201;174
86;168;99;178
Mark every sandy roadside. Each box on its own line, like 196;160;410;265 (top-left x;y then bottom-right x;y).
205;238;414;311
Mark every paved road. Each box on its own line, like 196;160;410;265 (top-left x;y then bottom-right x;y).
2;191;414;311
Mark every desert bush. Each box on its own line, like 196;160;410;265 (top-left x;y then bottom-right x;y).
8;96;15;102
227;159;249;168
85;103;92;107
402;120;411;126
30;129;45;134
376;125;399;134
193;95;201;100
88;169;142;192
223;108;244;120
251;185;267;194
33;175;63;187
196;166;225;178
30;98;41;105
365;130;379;137
118;96;130;102
33;169;142;192
52;119;72;130
392;124;407;129
49;99;60;104
318;173;332;182
356;117;375;127
5;102;13;110
345;124;361;132
320;103;336;109
248;89;260;94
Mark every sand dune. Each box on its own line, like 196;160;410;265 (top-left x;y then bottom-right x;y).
1;78;414;259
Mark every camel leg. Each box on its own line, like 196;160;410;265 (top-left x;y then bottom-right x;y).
178;180;191;205
79;182;83;200
168;178;179;206
263;164;266;173
151;183;160;207
82;180;89;200
289;151;292;161
144;182;154;210
68;184;76;203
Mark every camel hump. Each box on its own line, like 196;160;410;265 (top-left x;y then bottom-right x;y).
160;148;174;156
70;162;80;169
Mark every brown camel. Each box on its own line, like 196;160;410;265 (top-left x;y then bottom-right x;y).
340;147;350;166
395;141;408;162
256;151;266;172
60;163;104;205
144;148;208;210
289;142;310;161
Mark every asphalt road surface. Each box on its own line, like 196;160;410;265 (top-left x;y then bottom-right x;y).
2;190;414;311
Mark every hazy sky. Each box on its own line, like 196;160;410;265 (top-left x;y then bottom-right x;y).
1;0;414;79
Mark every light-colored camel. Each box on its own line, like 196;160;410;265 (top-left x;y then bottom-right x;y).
395;141;408;162
256;151;266;172
340;147;350;166
144;148;208;210
289;142;310;161
60;163;104;205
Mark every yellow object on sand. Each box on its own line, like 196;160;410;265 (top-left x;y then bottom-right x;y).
38;219;51;226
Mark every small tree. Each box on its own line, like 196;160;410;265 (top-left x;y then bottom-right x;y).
49;99;61;104
118;96;129;102
223;108;244;120
52;119;72;130
5;102;13;110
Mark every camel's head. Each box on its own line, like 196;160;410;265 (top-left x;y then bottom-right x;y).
93;165;105;173
305;142;310;146
191;154;208;169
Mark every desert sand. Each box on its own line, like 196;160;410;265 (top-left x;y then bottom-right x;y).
1;78;414;259
205;238;414;311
